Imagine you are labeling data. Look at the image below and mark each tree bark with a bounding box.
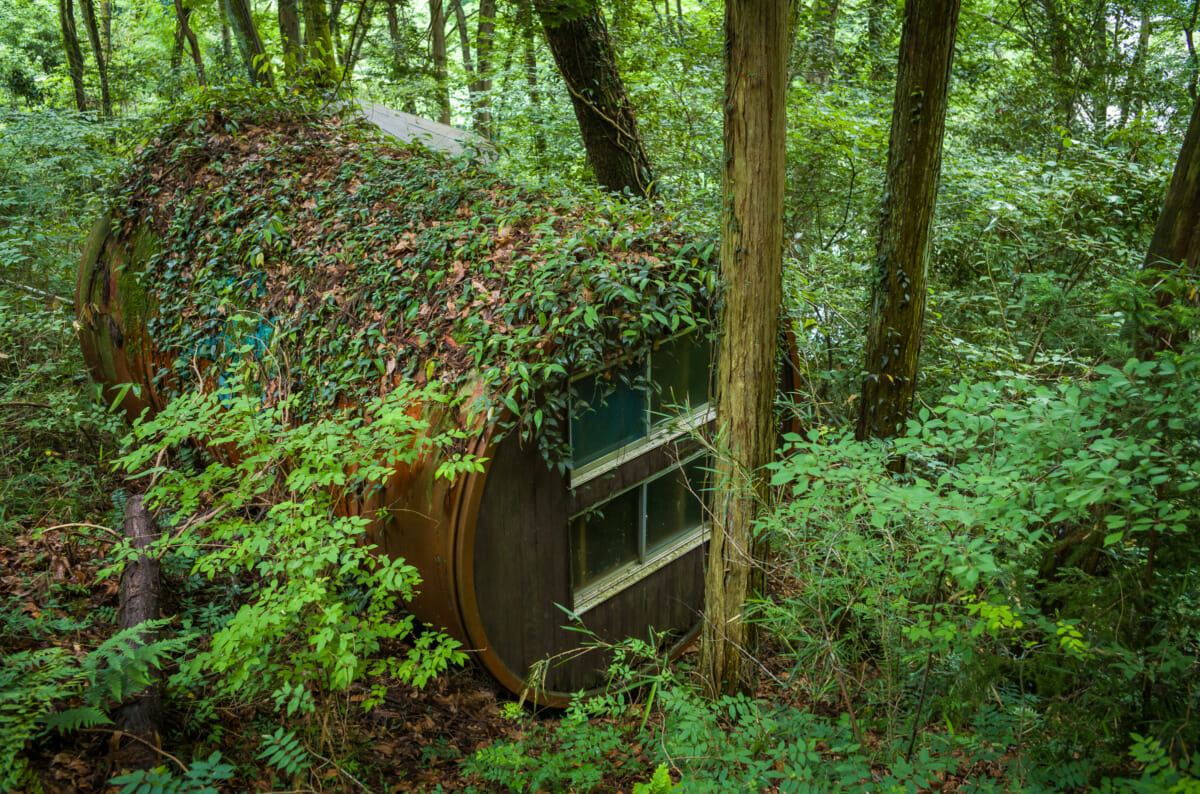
[856,0,960,444]
[699,0,788,699]
[303,0,337,87]
[58,0,88,112]
[1136,93,1200,358]
[174,0,208,86]
[474,0,496,138]
[450,0,478,125]
[535,0,655,196]
[115,495,162,763]
[77,0,110,116]
[521,2,547,158]
[430,0,451,123]
[227,0,274,87]
[279,0,303,78]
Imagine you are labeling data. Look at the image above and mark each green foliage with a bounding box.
[0,620,183,788]
[108,751,235,794]
[257,727,311,777]
[763,343,1200,779]
[113,374,471,710]
[633,764,678,794]
[99,89,715,466]
[461,698,626,792]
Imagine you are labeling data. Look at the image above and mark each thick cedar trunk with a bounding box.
[279,0,303,78]
[303,0,337,87]
[430,0,451,123]
[59,0,88,112]
[116,496,162,762]
[474,0,496,138]
[536,0,654,196]
[856,0,960,444]
[77,0,110,116]
[699,0,788,699]
[174,0,208,86]
[227,0,274,87]
[1136,93,1200,358]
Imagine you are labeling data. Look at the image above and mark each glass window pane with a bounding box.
[571,487,641,588]
[645,457,707,552]
[650,335,711,421]
[571,363,647,467]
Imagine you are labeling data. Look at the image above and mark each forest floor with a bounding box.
[5,516,1012,793]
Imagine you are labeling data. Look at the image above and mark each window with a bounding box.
[568,335,711,613]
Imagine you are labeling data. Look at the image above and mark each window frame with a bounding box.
[566,334,712,614]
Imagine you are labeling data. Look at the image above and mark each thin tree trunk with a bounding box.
[174,0,208,86]
[522,3,546,158]
[474,0,496,138]
[77,0,110,116]
[536,0,655,196]
[1136,93,1200,357]
[340,0,374,77]
[451,0,478,125]
[699,0,788,699]
[58,0,88,112]
[856,0,961,445]
[280,0,303,78]
[430,0,451,123]
[1118,10,1152,128]
[227,0,273,87]
[385,0,417,112]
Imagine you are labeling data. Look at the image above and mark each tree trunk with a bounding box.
[58,0,88,112]
[174,0,208,86]
[100,0,111,65]
[536,0,655,196]
[385,0,418,112]
[699,0,788,699]
[521,3,547,158]
[1135,93,1200,358]
[474,0,496,138]
[115,495,163,765]
[856,0,960,444]
[450,0,478,125]
[227,0,273,87]
[77,0,110,116]
[339,0,374,77]
[279,0,303,78]
[303,0,337,87]
[430,0,451,123]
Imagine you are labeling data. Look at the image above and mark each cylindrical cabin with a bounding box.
[77,104,716,705]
